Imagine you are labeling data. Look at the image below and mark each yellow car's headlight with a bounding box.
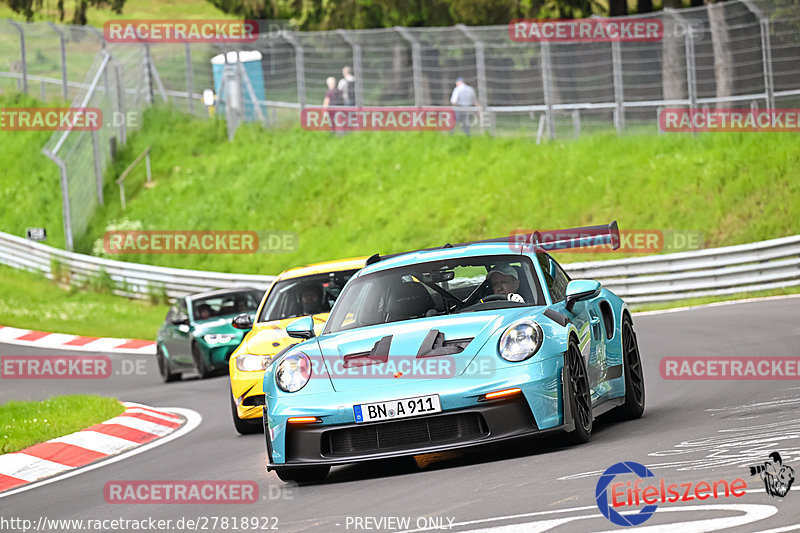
[235,353,271,372]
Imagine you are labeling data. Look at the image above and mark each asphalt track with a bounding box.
[2,296,800,533]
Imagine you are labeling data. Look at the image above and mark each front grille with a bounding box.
[322,413,487,457]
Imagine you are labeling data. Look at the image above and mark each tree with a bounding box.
[1,0,125,23]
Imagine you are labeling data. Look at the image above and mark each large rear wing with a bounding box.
[510,221,621,253]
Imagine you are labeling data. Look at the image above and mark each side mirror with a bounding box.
[171,314,190,326]
[565,280,601,312]
[232,313,253,330]
[286,316,315,339]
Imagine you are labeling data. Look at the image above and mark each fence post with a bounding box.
[281,31,306,110]
[42,149,73,251]
[48,23,69,101]
[741,0,775,110]
[337,29,363,106]
[669,11,697,113]
[611,40,625,134]
[456,24,491,135]
[540,42,555,140]
[91,129,104,206]
[8,20,27,94]
[143,41,154,105]
[111,56,127,145]
[184,41,195,114]
[395,27,423,107]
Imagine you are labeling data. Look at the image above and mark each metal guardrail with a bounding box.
[1,230,799,304]
[0,231,275,300]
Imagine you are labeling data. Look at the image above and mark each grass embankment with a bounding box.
[74,106,800,274]
[0,396,125,455]
[0,264,168,340]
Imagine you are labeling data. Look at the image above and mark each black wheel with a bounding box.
[274,466,330,484]
[230,387,262,435]
[157,346,181,383]
[565,338,592,444]
[192,342,213,379]
[609,315,645,421]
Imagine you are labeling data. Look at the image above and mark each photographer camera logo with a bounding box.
[749,452,795,498]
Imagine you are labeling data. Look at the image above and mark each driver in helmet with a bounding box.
[486,265,525,303]
[300,284,326,315]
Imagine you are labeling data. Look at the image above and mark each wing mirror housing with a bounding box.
[286,316,315,339]
[565,280,601,312]
[232,313,253,330]
[171,314,190,326]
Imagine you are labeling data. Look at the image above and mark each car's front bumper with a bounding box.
[265,354,571,468]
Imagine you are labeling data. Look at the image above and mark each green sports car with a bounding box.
[156,288,263,382]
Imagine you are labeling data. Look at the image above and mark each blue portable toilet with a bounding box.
[211,51,266,122]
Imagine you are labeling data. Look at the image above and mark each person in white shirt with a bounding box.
[450,76,479,135]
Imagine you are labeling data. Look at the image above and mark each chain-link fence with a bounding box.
[1,0,799,250]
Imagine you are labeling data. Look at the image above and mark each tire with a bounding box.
[274,466,330,484]
[192,342,213,379]
[230,387,262,435]
[565,338,592,445]
[609,315,645,421]
[157,346,181,383]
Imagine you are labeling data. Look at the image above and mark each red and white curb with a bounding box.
[0,325,155,354]
[0,402,190,495]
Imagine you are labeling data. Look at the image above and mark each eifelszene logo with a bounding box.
[595,461,748,527]
[749,452,795,498]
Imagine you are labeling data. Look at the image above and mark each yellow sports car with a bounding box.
[228,257,366,434]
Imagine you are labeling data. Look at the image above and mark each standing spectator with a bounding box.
[338,66,357,106]
[323,76,344,132]
[450,76,479,135]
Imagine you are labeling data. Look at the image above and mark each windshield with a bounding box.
[191,290,261,321]
[324,255,544,333]
[259,269,360,323]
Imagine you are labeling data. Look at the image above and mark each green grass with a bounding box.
[0,395,125,455]
[0,264,168,339]
[69,105,800,275]
[0,94,68,250]
[0,0,234,26]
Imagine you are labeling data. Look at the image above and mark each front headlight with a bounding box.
[499,320,543,362]
[235,353,271,372]
[275,352,312,393]
[204,334,236,344]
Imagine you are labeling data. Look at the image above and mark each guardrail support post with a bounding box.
[281,31,306,110]
[612,40,625,134]
[43,149,73,251]
[540,42,555,140]
[395,27,423,107]
[337,29,363,106]
[742,0,775,110]
[48,22,69,101]
[457,24,491,136]
[8,20,28,94]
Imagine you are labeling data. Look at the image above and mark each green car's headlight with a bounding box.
[276,352,312,393]
[204,334,236,344]
[499,320,543,362]
[235,353,271,372]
